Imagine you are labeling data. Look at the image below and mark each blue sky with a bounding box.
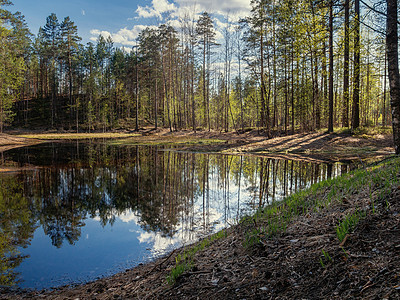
[10,0,252,48]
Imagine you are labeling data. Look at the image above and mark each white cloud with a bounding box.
[90,29,112,40]
[89,0,251,47]
[134,0,250,22]
[90,25,157,47]
[136,0,177,20]
[175,0,251,20]
[136,6,161,19]
[153,0,176,13]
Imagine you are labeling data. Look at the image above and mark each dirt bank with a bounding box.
[171,130,394,162]
[103,128,393,162]
[0,133,42,152]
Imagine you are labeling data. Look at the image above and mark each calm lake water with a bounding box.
[0,142,354,289]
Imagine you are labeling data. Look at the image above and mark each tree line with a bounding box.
[0,0,396,138]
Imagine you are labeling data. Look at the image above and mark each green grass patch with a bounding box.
[352,126,393,136]
[321,126,392,136]
[336,210,366,242]
[319,249,333,268]
[109,137,225,147]
[18,132,140,140]
[166,229,227,285]
[243,155,400,248]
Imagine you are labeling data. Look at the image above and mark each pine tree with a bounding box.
[42,13,60,128]
[60,16,81,128]
[386,0,400,154]
[196,12,216,131]
[0,0,29,132]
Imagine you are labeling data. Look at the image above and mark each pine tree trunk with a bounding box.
[383,51,387,126]
[343,0,350,128]
[352,0,360,130]
[386,0,400,154]
[328,0,334,133]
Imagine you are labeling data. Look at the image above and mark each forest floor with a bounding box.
[0,128,399,299]
[0,133,42,152]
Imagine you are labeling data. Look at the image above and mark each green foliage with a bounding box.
[336,210,366,242]
[319,249,332,269]
[352,126,393,137]
[0,18,27,131]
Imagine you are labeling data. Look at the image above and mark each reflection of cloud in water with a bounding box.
[136,205,228,256]
[137,231,181,256]
[118,211,140,223]
[89,180,246,257]
[113,206,230,257]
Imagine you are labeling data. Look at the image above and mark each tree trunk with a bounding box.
[383,51,387,126]
[328,0,334,133]
[291,41,295,134]
[386,0,400,154]
[352,0,360,130]
[135,51,139,132]
[343,0,350,127]
[260,29,266,133]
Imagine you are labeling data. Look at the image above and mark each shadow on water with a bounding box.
[0,142,357,289]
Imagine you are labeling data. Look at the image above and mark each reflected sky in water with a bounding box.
[0,142,354,289]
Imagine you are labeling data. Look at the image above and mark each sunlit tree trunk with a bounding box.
[328,0,334,133]
[343,0,350,128]
[352,0,360,130]
[386,0,400,154]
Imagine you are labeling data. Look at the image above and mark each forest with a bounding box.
[0,0,396,136]
[2,0,400,297]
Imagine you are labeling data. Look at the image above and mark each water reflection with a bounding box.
[0,142,353,288]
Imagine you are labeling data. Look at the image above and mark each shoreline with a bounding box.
[1,128,394,162]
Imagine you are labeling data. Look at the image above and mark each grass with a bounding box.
[319,249,332,268]
[325,126,393,136]
[243,155,400,248]
[17,132,140,140]
[109,136,225,147]
[16,132,226,149]
[166,229,227,285]
[336,210,366,242]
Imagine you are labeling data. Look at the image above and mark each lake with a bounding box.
[0,142,353,289]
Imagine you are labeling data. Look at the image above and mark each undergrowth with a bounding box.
[243,155,400,248]
[336,210,366,242]
[110,137,225,146]
[166,229,227,285]
[18,132,140,140]
[319,249,332,268]
[324,126,392,136]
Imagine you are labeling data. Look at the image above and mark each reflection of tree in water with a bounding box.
[28,168,87,248]
[0,175,37,286]
[2,142,353,261]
